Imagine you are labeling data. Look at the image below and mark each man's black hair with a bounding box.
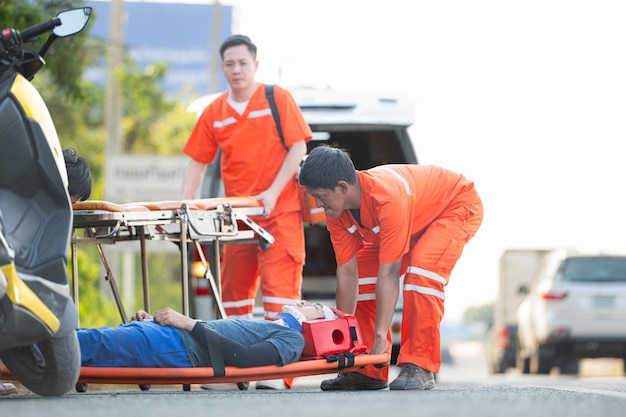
[219,34,257,60]
[298,145,357,190]
[63,148,92,202]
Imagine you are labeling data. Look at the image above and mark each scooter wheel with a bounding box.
[0,332,80,397]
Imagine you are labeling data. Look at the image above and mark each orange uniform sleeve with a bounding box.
[183,93,227,164]
[326,215,364,265]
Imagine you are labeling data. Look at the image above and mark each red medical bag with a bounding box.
[300,309,367,359]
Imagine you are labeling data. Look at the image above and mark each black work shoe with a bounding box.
[320,372,388,391]
[389,363,436,390]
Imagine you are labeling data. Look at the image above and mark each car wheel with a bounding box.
[530,346,552,374]
[559,359,579,375]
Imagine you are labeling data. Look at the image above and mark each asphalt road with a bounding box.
[2,342,625,417]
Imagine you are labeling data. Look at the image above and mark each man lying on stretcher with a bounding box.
[77,301,338,368]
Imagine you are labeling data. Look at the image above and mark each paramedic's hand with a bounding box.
[153,308,196,331]
[370,338,388,356]
[131,310,153,321]
[252,189,279,217]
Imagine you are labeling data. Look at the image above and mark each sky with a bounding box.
[147,0,626,321]
[219,0,626,321]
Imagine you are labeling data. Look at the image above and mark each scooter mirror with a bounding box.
[53,7,92,38]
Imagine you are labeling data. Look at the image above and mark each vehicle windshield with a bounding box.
[560,257,626,282]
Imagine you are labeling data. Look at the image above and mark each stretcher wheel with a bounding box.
[139,384,151,391]
[75,383,88,393]
[183,384,191,391]
[259,237,271,251]
[237,382,249,390]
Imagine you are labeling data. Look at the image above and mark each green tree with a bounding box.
[4,0,199,325]
[463,303,494,329]
[117,59,195,153]
[0,0,90,100]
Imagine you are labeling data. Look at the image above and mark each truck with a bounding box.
[485,248,552,373]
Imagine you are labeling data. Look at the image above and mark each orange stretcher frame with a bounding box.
[74,354,389,385]
[0,354,388,389]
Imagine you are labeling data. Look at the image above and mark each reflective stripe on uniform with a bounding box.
[404,266,446,300]
[359,276,377,285]
[405,266,447,285]
[403,283,445,300]
[357,293,376,302]
[357,275,377,301]
[249,108,272,119]
[262,296,299,306]
[222,298,255,309]
[213,117,237,128]
[377,166,412,195]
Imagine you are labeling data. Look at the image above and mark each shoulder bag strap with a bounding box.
[265,84,289,151]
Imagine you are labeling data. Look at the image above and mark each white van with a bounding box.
[187,86,417,362]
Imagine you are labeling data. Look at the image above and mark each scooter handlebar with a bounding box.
[18,17,61,43]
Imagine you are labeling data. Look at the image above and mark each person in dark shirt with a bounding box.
[77,301,337,368]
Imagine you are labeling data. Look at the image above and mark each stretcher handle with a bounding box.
[181,203,241,238]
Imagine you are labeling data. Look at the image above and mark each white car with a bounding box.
[516,249,626,374]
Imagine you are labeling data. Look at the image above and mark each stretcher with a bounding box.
[70,196,272,322]
[74,353,389,386]
[1,304,389,392]
[58,196,387,392]
[1,353,389,391]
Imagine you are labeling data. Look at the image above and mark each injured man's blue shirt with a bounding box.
[77,317,305,368]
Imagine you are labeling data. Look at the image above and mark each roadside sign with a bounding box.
[105,155,188,203]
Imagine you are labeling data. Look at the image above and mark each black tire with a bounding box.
[237,382,250,390]
[0,332,80,396]
[559,360,579,375]
[530,347,552,375]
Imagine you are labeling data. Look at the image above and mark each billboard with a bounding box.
[85,0,232,96]
[104,155,189,203]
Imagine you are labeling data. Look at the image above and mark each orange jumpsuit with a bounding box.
[326,165,483,380]
[184,84,312,319]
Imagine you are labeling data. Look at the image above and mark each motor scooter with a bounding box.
[0,7,92,396]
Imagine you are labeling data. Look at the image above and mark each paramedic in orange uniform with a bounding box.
[182,35,311,390]
[298,145,483,391]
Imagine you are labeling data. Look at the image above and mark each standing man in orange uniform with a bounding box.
[182,35,311,390]
[298,145,483,391]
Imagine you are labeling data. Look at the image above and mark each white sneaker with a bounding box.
[200,383,240,390]
[255,379,287,390]
[0,382,17,395]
